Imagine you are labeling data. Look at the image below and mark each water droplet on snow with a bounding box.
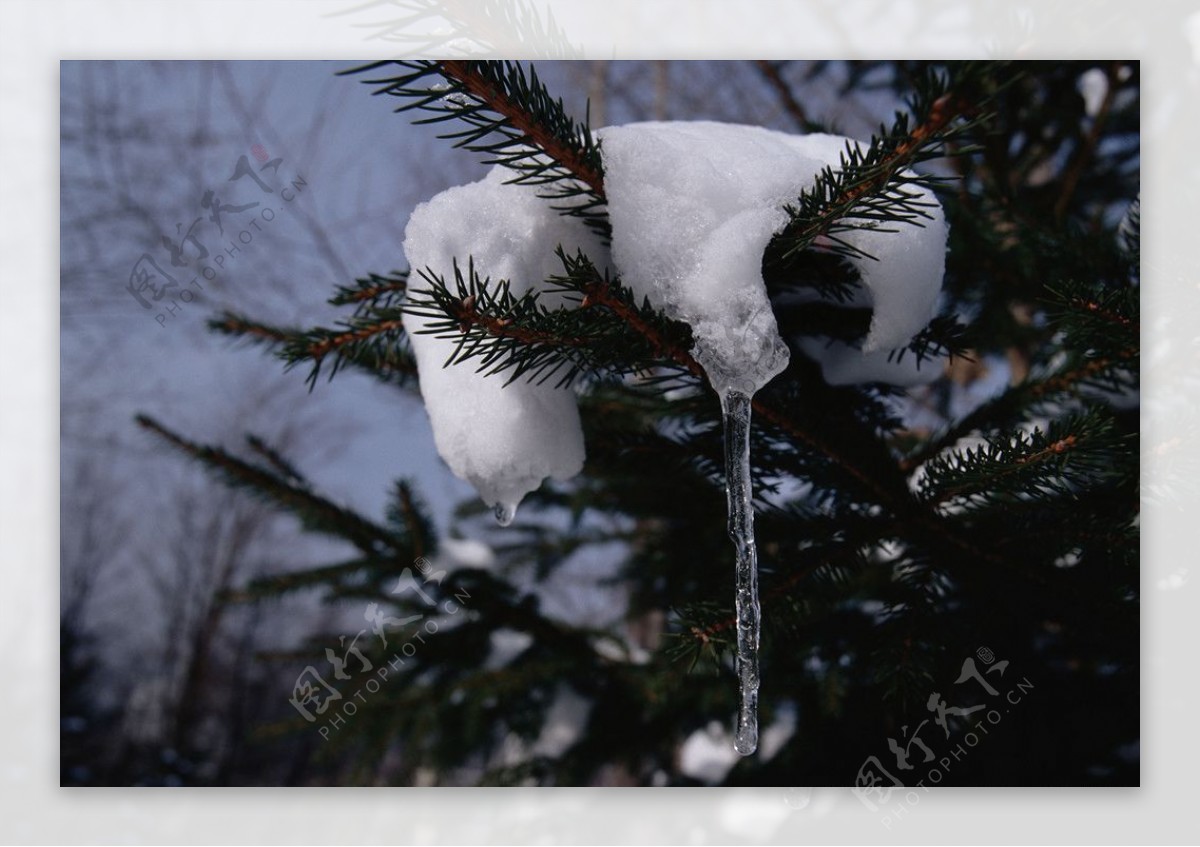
[494,501,516,526]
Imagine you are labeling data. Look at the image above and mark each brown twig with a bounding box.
[775,91,970,254]
[338,277,408,305]
[899,344,1137,475]
[1029,349,1137,398]
[450,294,589,348]
[580,279,702,376]
[439,60,606,200]
[215,314,290,343]
[1070,298,1137,330]
[306,319,406,361]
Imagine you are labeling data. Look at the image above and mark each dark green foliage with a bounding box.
[144,60,1138,786]
[915,409,1127,508]
[764,62,1002,266]
[403,249,694,388]
[210,303,418,391]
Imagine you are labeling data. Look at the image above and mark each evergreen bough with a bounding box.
[139,60,1139,786]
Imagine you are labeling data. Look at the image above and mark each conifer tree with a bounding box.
[139,60,1139,786]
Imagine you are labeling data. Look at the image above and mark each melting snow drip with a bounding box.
[494,501,516,527]
[721,388,760,755]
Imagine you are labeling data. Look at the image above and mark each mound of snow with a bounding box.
[402,166,606,518]
[402,122,949,511]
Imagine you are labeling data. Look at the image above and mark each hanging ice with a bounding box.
[601,121,948,754]
[722,389,760,754]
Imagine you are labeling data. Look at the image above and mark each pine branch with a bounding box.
[899,344,1137,477]
[764,63,1003,268]
[889,315,974,367]
[916,410,1126,509]
[245,434,307,486]
[288,312,407,381]
[1029,351,1138,399]
[1043,278,1139,350]
[135,414,399,555]
[439,60,603,196]
[405,251,1001,583]
[220,557,378,603]
[210,310,418,390]
[342,60,608,236]
[349,57,985,396]
[340,57,1052,604]
[386,480,435,562]
[900,290,1137,476]
[329,270,409,314]
[403,250,694,387]
[209,312,291,346]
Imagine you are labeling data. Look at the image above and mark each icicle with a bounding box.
[494,501,517,527]
[720,388,760,756]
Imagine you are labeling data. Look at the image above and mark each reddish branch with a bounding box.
[901,342,1136,475]
[220,313,417,378]
[306,319,406,361]
[1074,298,1137,330]
[776,91,970,249]
[439,60,606,200]
[931,430,1088,507]
[1030,349,1136,398]
[339,277,407,305]
[215,315,289,343]
[1016,435,1078,465]
[580,279,703,377]
[894,92,968,164]
[451,294,589,348]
